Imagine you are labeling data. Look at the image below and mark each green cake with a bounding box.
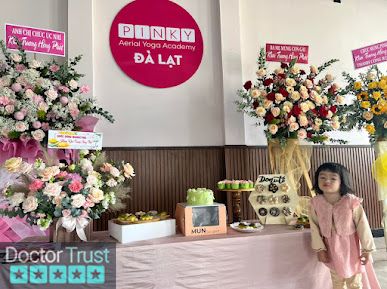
[186,188,214,206]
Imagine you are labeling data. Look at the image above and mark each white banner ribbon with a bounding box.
[56,216,90,241]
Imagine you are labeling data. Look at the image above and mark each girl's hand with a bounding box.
[360,252,370,265]
[317,250,329,263]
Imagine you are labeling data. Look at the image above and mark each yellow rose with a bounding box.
[381,76,387,82]
[368,82,378,89]
[360,101,371,109]
[4,157,23,172]
[365,124,375,134]
[378,80,387,90]
[372,91,381,100]
[353,82,362,90]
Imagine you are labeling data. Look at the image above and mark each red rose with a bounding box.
[300,70,306,75]
[277,73,286,79]
[253,101,259,109]
[330,106,337,113]
[318,106,329,118]
[266,92,275,101]
[243,81,252,90]
[307,132,312,138]
[278,87,289,97]
[281,62,288,69]
[311,109,318,115]
[290,105,302,117]
[328,86,336,94]
[265,112,274,123]
[263,79,274,86]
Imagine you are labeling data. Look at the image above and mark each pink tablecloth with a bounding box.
[106,225,332,289]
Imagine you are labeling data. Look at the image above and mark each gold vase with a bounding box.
[267,138,314,196]
[49,220,93,242]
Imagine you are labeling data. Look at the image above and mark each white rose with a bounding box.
[87,175,99,186]
[322,95,328,104]
[88,188,104,203]
[285,78,296,87]
[325,74,333,82]
[123,163,135,178]
[11,54,22,63]
[9,192,25,207]
[30,59,42,69]
[367,72,376,80]
[39,166,60,181]
[300,102,310,113]
[71,194,86,208]
[255,106,266,117]
[4,157,23,172]
[288,116,296,123]
[106,178,118,187]
[335,95,345,105]
[19,162,33,174]
[251,89,261,98]
[307,101,316,110]
[268,124,278,135]
[38,102,49,112]
[69,79,78,90]
[271,107,281,117]
[312,124,321,132]
[314,95,323,105]
[32,129,45,141]
[15,121,27,132]
[110,167,120,177]
[282,104,292,113]
[363,111,373,121]
[289,122,299,132]
[299,115,309,127]
[256,68,266,77]
[290,66,300,74]
[297,129,307,139]
[291,91,301,101]
[326,110,333,119]
[80,159,93,174]
[45,89,58,100]
[310,65,318,74]
[43,183,62,197]
[305,79,313,89]
[299,85,307,93]
[274,68,284,74]
[275,93,285,102]
[331,121,340,130]
[263,100,273,109]
[22,196,38,213]
[25,89,35,98]
[301,91,309,100]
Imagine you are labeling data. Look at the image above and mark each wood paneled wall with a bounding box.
[95,146,382,230]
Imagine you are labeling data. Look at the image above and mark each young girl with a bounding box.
[310,162,381,289]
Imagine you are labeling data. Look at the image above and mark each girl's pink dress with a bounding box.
[311,194,381,289]
[0,168,47,242]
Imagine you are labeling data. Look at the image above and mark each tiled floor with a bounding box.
[374,237,387,289]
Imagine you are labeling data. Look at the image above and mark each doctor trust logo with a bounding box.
[109,0,204,88]
[0,242,116,289]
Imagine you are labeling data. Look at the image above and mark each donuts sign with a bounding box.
[109,0,204,88]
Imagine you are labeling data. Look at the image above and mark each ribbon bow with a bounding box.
[56,216,90,241]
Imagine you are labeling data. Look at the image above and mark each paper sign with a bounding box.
[352,40,387,69]
[48,131,102,150]
[5,23,65,56]
[266,43,309,64]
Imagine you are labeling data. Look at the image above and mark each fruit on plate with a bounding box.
[117,213,138,222]
[237,222,260,229]
[140,214,154,221]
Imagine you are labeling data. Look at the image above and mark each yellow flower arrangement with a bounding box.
[343,65,387,143]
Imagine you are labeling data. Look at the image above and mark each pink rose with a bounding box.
[32,121,42,129]
[29,179,44,192]
[79,85,90,94]
[60,96,68,105]
[49,64,60,72]
[14,111,25,120]
[5,105,14,114]
[11,83,22,92]
[68,180,84,193]
[59,86,70,93]
[65,173,82,182]
[83,199,95,208]
[41,122,50,131]
[0,96,10,106]
[70,108,80,119]
[62,209,71,218]
[80,210,89,218]
[32,95,44,104]
[15,64,26,73]
[56,171,68,179]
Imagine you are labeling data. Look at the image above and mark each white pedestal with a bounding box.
[108,219,176,243]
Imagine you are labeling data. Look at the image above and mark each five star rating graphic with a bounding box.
[10,265,105,284]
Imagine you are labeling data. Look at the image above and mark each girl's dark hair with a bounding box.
[314,162,354,196]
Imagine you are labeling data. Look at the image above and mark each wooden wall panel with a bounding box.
[94,146,382,230]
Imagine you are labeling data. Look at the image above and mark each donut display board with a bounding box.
[248,174,299,225]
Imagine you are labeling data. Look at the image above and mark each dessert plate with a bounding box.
[230,221,264,233]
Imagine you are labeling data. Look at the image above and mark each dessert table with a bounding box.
[104,225,331,289]
[12,225,332,289]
